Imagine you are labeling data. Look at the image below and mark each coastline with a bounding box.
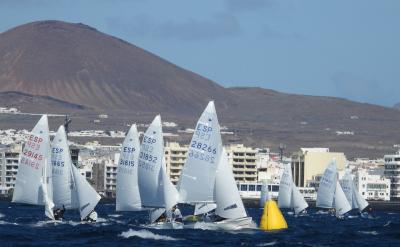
[2,196,399,211]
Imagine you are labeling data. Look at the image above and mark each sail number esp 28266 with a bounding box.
[189,122,217,164]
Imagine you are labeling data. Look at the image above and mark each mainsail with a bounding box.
[215,148,247,219]
[51,125,79,210]
[340,170,357,209]
[278,163,308,214]
[12,115,55,220]
[178,101,222,203]
[278,163,293,208]
[138,115,165,208]
[316,160,337,208]
[116,124,142,211]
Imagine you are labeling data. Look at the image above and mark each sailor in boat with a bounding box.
[53,205,66,221]
[83,210,98,223]
[201,210,226,223]
[155,212,167,223]
[359,206,373,218]
[171,205,183,223]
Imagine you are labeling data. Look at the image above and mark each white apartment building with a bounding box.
[226,144,258,183]
[163,143,260,184]
[0,145,21,190]
[104,153,118,196]
[164,142,187,185]
[384,150,400,199]
[355,168,390,201]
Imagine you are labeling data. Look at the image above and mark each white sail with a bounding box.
[259,182,269,208]
[161,160,180,211]
[278,163,292,208]
[316,160,337,208]
[138,115,165,208]
[340,171,357,209]
[116,124,142,211]
[194,203,217,215]
[291,183,308,214]
[150,208,166,223]
[178,101,222,203]
[352,185,369,212]
[51,125,79,209]
[334,181,352,217]
[215,148,247,219]
[42,156,55,220]
[70,162,101,220]
[12,115,53,213]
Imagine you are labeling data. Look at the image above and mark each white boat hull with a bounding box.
[214,217,254,230]
[148,221,184,229]
[186,217,254,230]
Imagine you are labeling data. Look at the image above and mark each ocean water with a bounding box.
[0,201,399,246]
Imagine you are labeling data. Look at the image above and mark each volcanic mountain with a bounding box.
[0,20,231,114]
[0,20,399,158]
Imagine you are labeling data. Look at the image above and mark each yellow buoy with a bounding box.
[260,200,288,231]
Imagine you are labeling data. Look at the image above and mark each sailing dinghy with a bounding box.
[316,160,351,218]
[12,115,55,220]
[116,124,142,211]
[137,115,181,228]
[340,170,369,214]
[278,163,308,215]
[51,125,101,222]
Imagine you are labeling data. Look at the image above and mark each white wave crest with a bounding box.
[119,229,181,241]
[257,241,278,246]
[359,231,379,235]
[0,220,18,225]
[0,213,4,218]
[109,214,122,218]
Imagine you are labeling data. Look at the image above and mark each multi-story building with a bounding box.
[355,168,390,201]
[104,153,118,197]
[164,142,188,185]
[226,144,258,183]
[384,150,400,200]
[291,148,346,187]
[0,145,21,191]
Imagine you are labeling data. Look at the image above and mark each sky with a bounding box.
[0,0,399,107]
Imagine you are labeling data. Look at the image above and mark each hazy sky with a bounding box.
[0,0,399,107]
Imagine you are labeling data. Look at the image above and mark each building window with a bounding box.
[249,185,256,191]
[240,184,248,191]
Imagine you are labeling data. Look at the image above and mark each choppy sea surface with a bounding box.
[0,201,399,246]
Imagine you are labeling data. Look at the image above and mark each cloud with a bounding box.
[259,24,301,39]
[107,13,242,41]
[224,0,277,12]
